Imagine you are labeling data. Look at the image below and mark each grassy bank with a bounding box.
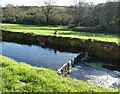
[0,55,118,92]
[1,23,119,44]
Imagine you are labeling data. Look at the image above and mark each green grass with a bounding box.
[1,23,119,44]
[0,55,119,92]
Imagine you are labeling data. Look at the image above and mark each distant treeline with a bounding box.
[1,1,120,34]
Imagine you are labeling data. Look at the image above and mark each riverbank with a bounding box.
[2,30,120,60]
[1,56,118,92]
[1,23,119,44]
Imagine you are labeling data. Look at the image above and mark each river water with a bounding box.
[1,42,77,70]
[70,57,120,88]
[1,41,120,88]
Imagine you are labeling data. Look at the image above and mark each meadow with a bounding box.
[1,56,118,92]
[1,23,120,92]
[1,23,119,44]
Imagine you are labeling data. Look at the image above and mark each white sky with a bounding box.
[1,0,108,7]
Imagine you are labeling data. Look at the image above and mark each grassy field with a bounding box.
[1,23,119,44]
[1,55,119,92]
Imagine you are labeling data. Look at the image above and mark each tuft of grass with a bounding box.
[1,23,119,44]
[0,55,119,92]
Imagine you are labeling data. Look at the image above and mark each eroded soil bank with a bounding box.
[2,30,120,60]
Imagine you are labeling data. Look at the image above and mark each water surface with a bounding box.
[70,57,120,88]
[1,42,77,70]
[1,41,119,88]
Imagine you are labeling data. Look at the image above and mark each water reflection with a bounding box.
[3,39,83,53]
[1,40,119,88]
[1,41,78,70]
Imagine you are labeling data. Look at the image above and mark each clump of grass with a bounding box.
[1,23,119,44]
[1,55,118,92]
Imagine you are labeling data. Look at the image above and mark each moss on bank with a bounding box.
[0,56,118,92]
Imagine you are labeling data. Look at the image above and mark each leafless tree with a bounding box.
[70,0,94,26]
[70,0,86,26]
[41,0,56,25]
[0,5,2,23]
[71,0,81,26]
[4,4,16,22]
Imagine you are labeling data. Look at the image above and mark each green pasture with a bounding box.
[1,56,118,92]
[1,23,119,44]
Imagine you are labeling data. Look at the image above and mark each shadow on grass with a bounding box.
[3,25,70,31]
[60,31,119,38]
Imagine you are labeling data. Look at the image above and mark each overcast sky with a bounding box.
[1,0,107,7]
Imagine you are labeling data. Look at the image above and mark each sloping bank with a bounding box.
[2,30,120,60]
[1,56,118,92]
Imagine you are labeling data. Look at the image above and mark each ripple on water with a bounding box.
[87,75,119,88]
[71,62,120,88]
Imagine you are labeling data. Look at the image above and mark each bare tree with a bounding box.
[4,4,16,22]
[70,0,94,26]
[41,0,56,25]
[71,0,80,26]
[0,5,2,23]
[70,0,85,26]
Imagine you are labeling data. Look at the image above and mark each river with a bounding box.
[1,41,120,88]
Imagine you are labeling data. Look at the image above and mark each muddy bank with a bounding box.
[2,30,120,60]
